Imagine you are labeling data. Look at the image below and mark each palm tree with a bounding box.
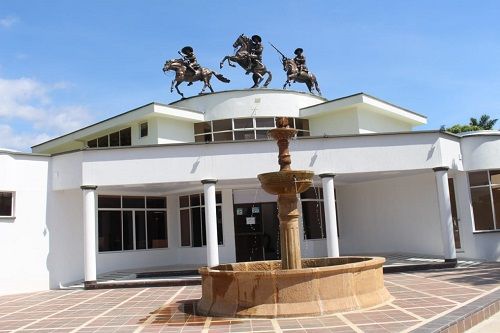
[443,114,498,133]
[469,114,498,130]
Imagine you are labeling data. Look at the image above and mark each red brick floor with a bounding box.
[0,264,498,332]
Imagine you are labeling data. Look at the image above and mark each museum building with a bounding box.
[1,89,499,295]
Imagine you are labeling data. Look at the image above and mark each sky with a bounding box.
[1,0,499,151]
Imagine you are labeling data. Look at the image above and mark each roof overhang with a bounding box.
[300,93,427,126]
[31,102,203,152]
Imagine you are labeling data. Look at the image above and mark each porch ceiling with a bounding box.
[96,169,432,195]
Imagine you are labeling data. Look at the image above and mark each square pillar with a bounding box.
[433,167,457,262]
[319,173,340,257]
[202,179,219,267]
[81,185,98,288]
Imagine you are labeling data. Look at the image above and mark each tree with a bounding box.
[469,114,498,130]
[443,114,498,134]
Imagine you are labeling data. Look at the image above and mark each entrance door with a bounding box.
[234,203,280,262]
[448,178,461,249]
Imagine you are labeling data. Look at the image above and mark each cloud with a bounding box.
[0,124,51,152]
[0,76,93,151]
[0,16,18,28]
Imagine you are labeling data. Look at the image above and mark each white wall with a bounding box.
[0,154,50,295]
[46,189,84,288]
[64,132,457,190]
[308,108,359,136]
[461,135,500,171]
[172,89,325,120]
[357,108,413,133]
[157,117,195,144]
[337,172,444,256]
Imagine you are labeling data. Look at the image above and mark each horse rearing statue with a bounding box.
[282,58,321,96]
[220,34,272,89]
[162,59,230,99]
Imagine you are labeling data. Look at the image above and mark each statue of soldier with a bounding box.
[180,46,200,86]
[246,35,264,75]
[293,48,308,76]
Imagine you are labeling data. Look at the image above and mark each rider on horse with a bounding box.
[245,35,264,75]
[180,46,200,85]
[293,48,308,76]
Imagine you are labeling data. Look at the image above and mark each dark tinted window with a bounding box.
[140,122,148,137]
[87,139,97,148]
[109,131,120,146]
[98,211,122,251]
[122,196,145,208]
[234,118,253,129]
[0,192,13,216]
[98,196,121,208]
[120,127,131,146]
[213,119,232,132]
[194,122,212,134]
[97,135,108,148]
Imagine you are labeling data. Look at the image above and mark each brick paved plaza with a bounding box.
[0,264,498,333]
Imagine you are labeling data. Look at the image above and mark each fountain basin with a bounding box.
[258,170,314,195]
[197,257,392,318]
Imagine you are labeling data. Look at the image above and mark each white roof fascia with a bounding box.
[300,93,427,126]
[361,95,427,125]
[152,103,204,122]
[32,102,204,152]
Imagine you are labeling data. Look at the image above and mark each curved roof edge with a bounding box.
[168,88,327,106]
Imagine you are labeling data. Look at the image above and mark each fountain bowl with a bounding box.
[258,170,314,195]
[197,256,392,318]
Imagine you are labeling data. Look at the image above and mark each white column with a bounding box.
[320,173,340,257]
[81,185,98,288]
[202,179,219,267]
[433,167,457,262]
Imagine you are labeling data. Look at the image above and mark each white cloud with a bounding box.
[0,16,18,28]
[0,124,51,152]
[0,76,93,151]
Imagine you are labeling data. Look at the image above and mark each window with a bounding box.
[98,195,167,252]
[140,122,148,138]
[86,127,132,148]
[300,187,339,240]
[300,187,326,239]
[179,192,223,247]
[0,192,14,217]
[193,117,310,143]
[469,170,500,231]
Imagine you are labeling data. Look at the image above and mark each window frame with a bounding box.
[86,127,132,149]
[469,170,500,232]
[97,195,168,252]
[300,187,326,240]
[179,192,223,247]
[139,122,149,138]
[193,117,310,143]
[0,191,15,219]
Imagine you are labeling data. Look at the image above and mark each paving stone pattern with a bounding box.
[0,264,498,333]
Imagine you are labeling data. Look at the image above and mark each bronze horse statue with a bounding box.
[282,58,321,96]
[162,59,230,98]
[219,34,272,89]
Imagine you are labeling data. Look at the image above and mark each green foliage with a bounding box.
[444,114,498,133]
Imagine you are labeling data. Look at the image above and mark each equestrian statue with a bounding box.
[162,46,230,99]
[270,44,321,96]
[220,34,272,89]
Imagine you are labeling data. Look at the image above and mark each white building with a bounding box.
[1,89,499,295]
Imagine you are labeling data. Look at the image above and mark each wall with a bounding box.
[69,132,455,190]
[172,89,325,120]
[461,134,500,171]
[0,154,50,295]
[308,108,359,136]
[357,108,413,133]
[337,172,444,256]
[157,117,195,144]
[46,189,84,288]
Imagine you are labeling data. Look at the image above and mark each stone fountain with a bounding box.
[197,117,392,318]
